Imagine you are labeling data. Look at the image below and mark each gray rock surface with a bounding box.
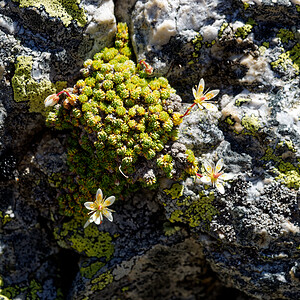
[1,0,300,299]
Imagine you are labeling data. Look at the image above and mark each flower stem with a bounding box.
[56,90,71,98]
[181,103,196,118]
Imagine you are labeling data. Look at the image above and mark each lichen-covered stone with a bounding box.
[1,0,300,299]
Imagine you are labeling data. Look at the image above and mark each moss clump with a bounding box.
[13,0,87,27]
[12,56,66,115]
[46,23,196,217]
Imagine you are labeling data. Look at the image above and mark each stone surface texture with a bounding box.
[0,0,300,300]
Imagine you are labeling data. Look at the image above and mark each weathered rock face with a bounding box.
[1,1,300,300]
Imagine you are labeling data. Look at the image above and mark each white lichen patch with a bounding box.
[241,0,262,5]
[0,15,17,34]
[281,220,300,234]
[291,0,300,5]
[149,19,177,47]
[247,180,265,198]
[240,55,275,84]
[201,20,224,42]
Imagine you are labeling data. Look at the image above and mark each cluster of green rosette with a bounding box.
[46,23,197,216]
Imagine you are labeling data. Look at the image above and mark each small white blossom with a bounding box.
[192,78,219,112]
[200,158,233,194]
[84,188,115,228]
[44,94,59,107]
[182,78,220,117]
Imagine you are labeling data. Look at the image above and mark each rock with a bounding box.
[1,0,300,299]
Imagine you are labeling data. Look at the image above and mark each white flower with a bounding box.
[200,158,233,194]
[84,188,115,228]
[192,78,219,111]
[44,94,60,107]
[182,78,220,117]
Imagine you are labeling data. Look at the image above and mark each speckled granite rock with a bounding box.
[1,0,300,300]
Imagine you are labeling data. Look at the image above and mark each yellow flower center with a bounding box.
[195,96,206,104]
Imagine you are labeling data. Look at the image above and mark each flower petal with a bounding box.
[202,102,218,112]
[204,89,219,100]
[96,188,103,203]
[104,196,115,207]
[218,173,234,181]
[103,209,113,222]
[215,158,224,173]
[203,160,214,175]
[44,94,59,107]
[93,210,102,224]
[197,103,204,110]
[84,202,95,210]
[196,78,205,97]
[84,218,92,228]
[215,182,225,194]
[200,175,212,184]
[192,87,197,99]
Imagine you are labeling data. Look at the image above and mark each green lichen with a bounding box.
[54,217,114,259]
[241,113,261,134]
[259,46,267,55]
[169,209,184,223]
[262,145,300,189]
[80,261,105,279]
[235,24,252,39]
[164,183,184,200]
[218,22,229,38]
[235,98,251,107]
[235,18,257,39]
[205,40,216,48]
[121,286,129,292]
[11,56,67,115]
[188,32,203,64]
[277,28,294,44]
[259,42,270,55]
[0,280,42,300]
[0,212,12,226]
[91,271,113,291]
[224,116,236,126]
[271,44,300,74]
[169,191,218,228]
[276,140,296,152]
[45,23,196,217]
[243,1,250,10]
[13,0,87,27]
[192,32,203,53]
[163,222,181,236]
